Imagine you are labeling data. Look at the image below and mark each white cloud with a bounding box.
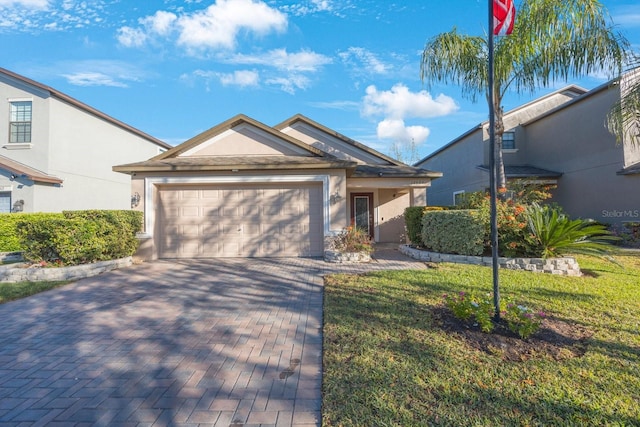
[377,119,430,144]
[225,48,332,72]
[339,47,390,75]
[218,70,260,87]
[62,72,128,87]
[141,10,177,36]
[0,0,48,8]
[282,0,335,16]
[265,75,311,94]
[363,84,458,119]
[178,0,286,50]
[361,84,458,145]
[116,26,148,48]
[0,0,110,32]
[56,60,146,87]
[118,0,287,52]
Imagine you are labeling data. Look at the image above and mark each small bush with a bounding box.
[504,304,546,339]
[443,292,545,339]
[421,210,485,256]
[329,226,373,253]
[443,291,495,333]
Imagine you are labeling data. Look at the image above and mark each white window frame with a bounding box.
[6,98,33,149]
[501,131,517,152]
[453,190,466,206]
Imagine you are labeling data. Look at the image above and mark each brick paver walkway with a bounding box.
[0,246,427,426]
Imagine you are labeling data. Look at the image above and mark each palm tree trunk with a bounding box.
[493,101,508,193]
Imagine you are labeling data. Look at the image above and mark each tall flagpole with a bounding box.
[488,0,501,321]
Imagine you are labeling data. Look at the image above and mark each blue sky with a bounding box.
[1,0,639,162]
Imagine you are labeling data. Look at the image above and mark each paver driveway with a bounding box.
[0,251,426,426]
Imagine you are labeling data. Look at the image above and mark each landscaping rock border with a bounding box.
[399,245,581,276]
[0,257,133,283]
[324,250,372,264]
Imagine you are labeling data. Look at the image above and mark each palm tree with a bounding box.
[607,56,640,146]
[421,0,630,191]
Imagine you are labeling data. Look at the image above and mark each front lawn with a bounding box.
[322,254,640,426]
[0,280,70,304]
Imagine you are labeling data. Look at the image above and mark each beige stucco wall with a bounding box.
[130,169,349,259]
[0,75,164,213]
[182,125,311,157]
[523,85,640,224]
[377,189,411,243]
[281,123,388,165]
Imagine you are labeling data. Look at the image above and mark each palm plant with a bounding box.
[526,203,619,258]
[607,56,640,146]
[421,0,630,190]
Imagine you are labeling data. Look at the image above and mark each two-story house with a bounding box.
[415,75,640,225]
[0,67,171,213]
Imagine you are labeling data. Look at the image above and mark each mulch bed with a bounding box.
[432,306,593,362]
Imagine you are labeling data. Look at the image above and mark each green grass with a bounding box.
[322,254,640,426]
[0,280,70,304]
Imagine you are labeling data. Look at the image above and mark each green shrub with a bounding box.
[526,203,619,258]
[63,210,143,233]
[421,210,485,256]
[15,210,142,265]
[63,210,142,259]
[0,213,63,252]
[0,213,24,252]
[404,206,448,245]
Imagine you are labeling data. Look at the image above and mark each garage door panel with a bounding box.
[158,183,323,258]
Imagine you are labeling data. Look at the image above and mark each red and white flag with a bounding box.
[493,0,515,36]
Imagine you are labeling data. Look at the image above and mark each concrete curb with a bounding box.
[0,257,133,283]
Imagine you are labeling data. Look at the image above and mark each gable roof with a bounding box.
[151,114,328,161]
[0,67,171,150]
[275,114,406,166]
[520,80,612,127]
[114,114,358,173]
[0,155,63,184]
[414,85,588,166]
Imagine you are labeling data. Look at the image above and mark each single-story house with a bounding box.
[114,114,442,259]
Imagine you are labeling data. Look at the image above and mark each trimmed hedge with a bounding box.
[8,210,143,265]
[404,206,448,245]
[0,213,62,252]
[421,209,485,256]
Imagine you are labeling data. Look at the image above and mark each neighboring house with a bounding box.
[0,67,171,214]
[415,77,640,225]
[114,114,442,259]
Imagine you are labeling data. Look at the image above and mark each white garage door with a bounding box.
[157,183,324,258]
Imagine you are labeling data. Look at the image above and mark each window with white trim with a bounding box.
[453,190,466,206]
[0,192,11,213]
[9,101,32,143]
[502,131,515,150]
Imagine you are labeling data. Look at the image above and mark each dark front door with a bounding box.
[350,192,374,239]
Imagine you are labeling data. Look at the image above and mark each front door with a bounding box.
[350,192,374,239]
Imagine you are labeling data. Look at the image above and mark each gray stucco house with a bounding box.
[0,67,171,213]
[415,74,640,225]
